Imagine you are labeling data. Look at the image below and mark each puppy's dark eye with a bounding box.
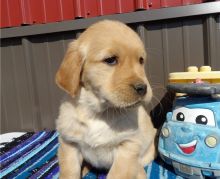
[103,56,118,65]
[139,57,144,65]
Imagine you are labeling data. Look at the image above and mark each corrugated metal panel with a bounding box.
[40,0,62,23]
[20,0,32,25]
[160,0,205,7]
[148,0,161,9]
[182,0,204,5]
[135,0,149,10]
[0,0,10,27]
[2,39,28,131]
[1,32,77,132]
[98,0,118,16]
[21,0,75,24]
[0,0,23,28]
[27,0,45,24]
[60,0,75,20]
[2,2,220,39]
[0,0,75,27]
[1,13,220,132]
[0,0,211,28]
[117,0,136,13]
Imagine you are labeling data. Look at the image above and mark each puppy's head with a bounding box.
[56,20,152,108]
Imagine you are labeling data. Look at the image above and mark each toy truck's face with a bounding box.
[159,96,220,177]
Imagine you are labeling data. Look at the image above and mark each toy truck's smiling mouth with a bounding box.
[178,140,197,154]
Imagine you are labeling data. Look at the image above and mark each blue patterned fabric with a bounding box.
[0,131,183,179]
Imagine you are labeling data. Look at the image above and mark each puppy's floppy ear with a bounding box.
[55,41,83,97]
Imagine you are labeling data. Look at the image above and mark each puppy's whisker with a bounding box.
[151,85,166,93]
[107,108,109,121]
[120,108,130,119]
[152,95,161,105]
[151,83,165,86]
[151,87,166,91]
[146,47,163,54]
[150,82,164,85]
[151,83,165,87]
[152,95,164,115]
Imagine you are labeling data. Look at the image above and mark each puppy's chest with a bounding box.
[83,119,137,147]
[78,119,138,168]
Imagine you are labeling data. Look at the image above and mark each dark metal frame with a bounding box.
[1,1,220,39]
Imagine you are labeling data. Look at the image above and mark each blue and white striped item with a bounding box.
[0,131,183,179]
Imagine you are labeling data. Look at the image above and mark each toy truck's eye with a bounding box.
[176,112,185,121]
[172,107,215,127]
[195,115,208,125]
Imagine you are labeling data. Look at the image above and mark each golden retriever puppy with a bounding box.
[55,20,157,179]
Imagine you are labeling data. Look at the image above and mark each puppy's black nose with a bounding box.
[133,83,147,96]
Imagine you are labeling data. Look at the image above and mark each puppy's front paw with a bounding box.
[136,167,147,179]
[107,171,146,179]
[58,138,82,179]
[107,171,134,179]
[59,171,80,179]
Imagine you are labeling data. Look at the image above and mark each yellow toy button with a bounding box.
[161,127,170,138]
[200,66,211,72]
[205,136,217,148]
[187,66,198,72]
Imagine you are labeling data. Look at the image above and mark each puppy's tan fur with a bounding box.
[56,20,157,179]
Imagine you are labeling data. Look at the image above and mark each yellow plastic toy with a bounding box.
[169,66,220,84]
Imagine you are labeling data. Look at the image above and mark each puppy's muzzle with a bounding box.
[132,83,147,96]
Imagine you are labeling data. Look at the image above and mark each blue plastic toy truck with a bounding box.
[158,84,220,178]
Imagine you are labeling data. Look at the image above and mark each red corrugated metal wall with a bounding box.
[0,0,209,28]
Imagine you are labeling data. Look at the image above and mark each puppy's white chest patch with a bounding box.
[85,120,116,146]
[79,119,137,168]
[80,143,114,169]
